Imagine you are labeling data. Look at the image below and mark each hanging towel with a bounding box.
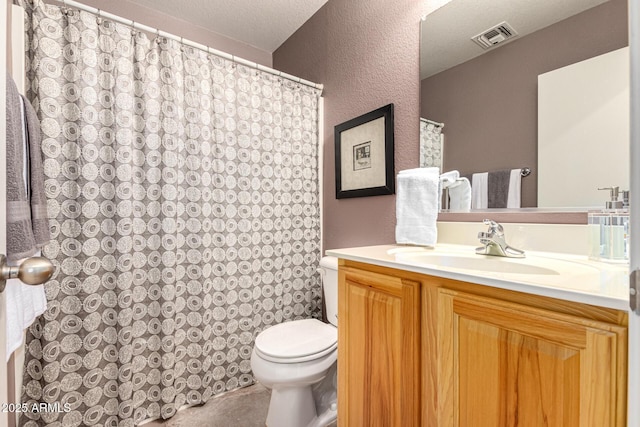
[22,94,50,245]
[5,273,48,361]
[507,168,522,208]
[471,172,488,209]
[5,75,50,261]
[448,178,471,212]
[4,76,49,360]
[487,169,511,208]
[439,170,460,211]
[396,167,439,246]
[440,170,460,186]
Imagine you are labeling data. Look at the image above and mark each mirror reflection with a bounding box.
[420,0,629,210]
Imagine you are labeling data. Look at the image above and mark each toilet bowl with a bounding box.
[251,256,339,427]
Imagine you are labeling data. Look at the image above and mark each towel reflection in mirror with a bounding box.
[471,169,522,209]
[439,168,524,212]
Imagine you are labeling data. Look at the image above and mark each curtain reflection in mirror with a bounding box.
[419,118,443,168]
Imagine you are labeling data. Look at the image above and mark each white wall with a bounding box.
[538,47,629,208]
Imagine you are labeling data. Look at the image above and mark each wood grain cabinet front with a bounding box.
[337,266,421,426]
[336,260,627,427]
[437,289,627,427]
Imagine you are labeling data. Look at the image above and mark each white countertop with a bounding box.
[326,244,630,311]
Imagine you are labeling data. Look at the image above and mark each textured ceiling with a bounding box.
[420,0,610,79]
[126,0,328,53]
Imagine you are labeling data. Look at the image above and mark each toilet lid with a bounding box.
[255,319,337,361]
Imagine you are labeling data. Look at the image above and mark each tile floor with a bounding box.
[142,384,270,427]
[141,383,338,427]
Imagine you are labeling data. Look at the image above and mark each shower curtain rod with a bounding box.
[53,0,324,92]
[420,117,444,128]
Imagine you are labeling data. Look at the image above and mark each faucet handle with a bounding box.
[482,219,503,235]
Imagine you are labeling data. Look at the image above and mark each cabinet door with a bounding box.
[438,289,627,427]
[338,267,420,426]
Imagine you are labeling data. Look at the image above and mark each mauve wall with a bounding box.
[46,0,272,66]
[273,0,426,250]
[421,0,628,207]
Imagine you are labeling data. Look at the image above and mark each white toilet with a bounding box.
[251,256,339,427]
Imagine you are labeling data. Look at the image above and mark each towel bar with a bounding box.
[521,167,531,177]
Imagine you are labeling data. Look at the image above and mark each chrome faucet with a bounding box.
[476,219,525,258]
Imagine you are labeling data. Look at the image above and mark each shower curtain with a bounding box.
[19,1,322,425]
[419,118,443,168]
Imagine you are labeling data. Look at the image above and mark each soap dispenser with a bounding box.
[597,186,623,209]
[622,190,630,208]
[588,186,629,262]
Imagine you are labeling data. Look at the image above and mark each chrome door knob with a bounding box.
[0,254,55,293]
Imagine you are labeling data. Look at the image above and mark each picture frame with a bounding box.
[334,104,395,199]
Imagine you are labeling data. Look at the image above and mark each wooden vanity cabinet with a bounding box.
[337,265,421,426]
[438,289,627,427]
[337,260,628,427]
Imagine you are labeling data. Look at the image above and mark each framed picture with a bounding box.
[335,104,395,199]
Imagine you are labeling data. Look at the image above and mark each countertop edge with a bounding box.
[326,248,629,312]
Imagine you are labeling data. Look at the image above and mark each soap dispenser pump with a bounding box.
[597,186,624,209]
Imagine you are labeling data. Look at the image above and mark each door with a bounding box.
[438,289,627,427]
[337,267,420,426]
[1,0,10,426]
[629,0,640,426]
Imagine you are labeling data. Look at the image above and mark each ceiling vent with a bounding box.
[471,21,518,50]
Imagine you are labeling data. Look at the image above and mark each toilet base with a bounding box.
[306,403,337,427]
[266,385,316,427]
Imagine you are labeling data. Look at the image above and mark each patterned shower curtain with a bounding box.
[419,118,443,168]
[19,1,322,425]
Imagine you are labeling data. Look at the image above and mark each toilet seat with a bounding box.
[255,319,337,364]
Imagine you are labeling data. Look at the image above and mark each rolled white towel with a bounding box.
[448,178,471,212]
[440,170,460,188]
[396,167,439,246]
[438,170,459,210]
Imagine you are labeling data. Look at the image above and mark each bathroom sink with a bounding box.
[395,252,560,275]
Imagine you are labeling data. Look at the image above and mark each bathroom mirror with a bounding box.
[420,0,629,211]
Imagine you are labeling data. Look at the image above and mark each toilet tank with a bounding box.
[319,256,339,327]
